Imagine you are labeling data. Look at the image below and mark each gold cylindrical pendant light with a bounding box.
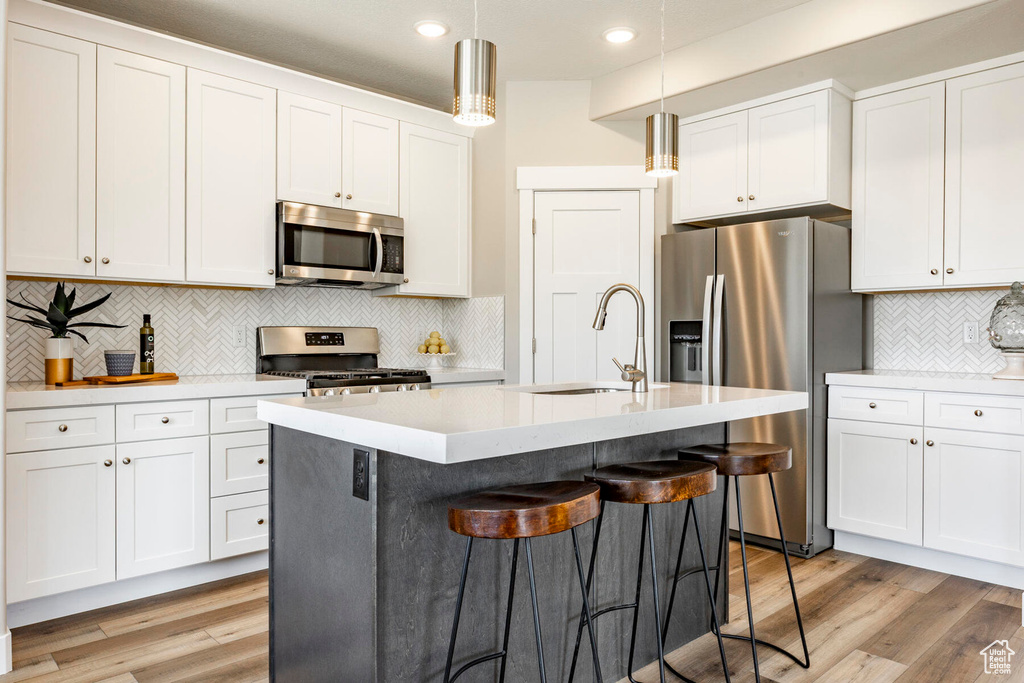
[453,0,497,127]
[646,0,678,176]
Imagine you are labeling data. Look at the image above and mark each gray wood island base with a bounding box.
[269,423,729,682]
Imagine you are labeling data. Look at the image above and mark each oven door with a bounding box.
[276,202,404,286]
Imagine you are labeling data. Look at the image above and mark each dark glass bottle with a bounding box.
[140,314,155,375]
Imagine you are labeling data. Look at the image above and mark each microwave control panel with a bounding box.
[381,235,403,274]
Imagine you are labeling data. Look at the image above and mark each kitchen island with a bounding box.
[258,381,808,682]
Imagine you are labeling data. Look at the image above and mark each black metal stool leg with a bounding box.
[661,496,691,642]
[710,475,730,624]
[498,539,521,683]
[568,502,606,683]
[525,538,548,683]
[646,504,669,683]
[769,473,810,668]
[734,484,762,683]
[571,527,604,683]
[626,505,650,683]
[444,537,473,683]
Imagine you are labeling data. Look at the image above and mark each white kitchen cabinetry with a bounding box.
[186,69,276,287]
[379,122,471,297]
[342,108,400,216]
[673,89,850,224]
[6,24,96,278]
[116,436,210,579]
[7,445,116,602]
[96,47,186,282]
[211,490,269,561]
[277,91,343,207]
[851,83,945,291]
[827,419,923,545]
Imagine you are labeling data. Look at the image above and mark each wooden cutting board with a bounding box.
[56,372,178,387]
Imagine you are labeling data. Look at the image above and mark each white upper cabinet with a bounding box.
[186,69,277,287]
[851,83,946,291]
[674,111,748,222]
[277,91,343,208]
[381,123,470,298]
[342,108,400,216]
[673,88,851,224]
[96,47,186,282]
[944,62,1024,287]
[6,25,96,277]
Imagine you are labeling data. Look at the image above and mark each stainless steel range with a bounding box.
[257,326,430,396]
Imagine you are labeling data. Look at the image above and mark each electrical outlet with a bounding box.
[232,326,246,348]
[353,449,370,501]
[963,321,980,345]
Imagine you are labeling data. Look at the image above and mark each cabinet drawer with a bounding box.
[828,385,923,424]
[925,393,1024,435]
[116,400,209,442]
[210,394,300,434]
[7,406,115,453]
[211,491,268,560]
[211,431,269,497]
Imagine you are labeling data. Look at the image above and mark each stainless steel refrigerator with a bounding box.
[660,217,863,557]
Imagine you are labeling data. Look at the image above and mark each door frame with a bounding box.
[516,166,657,384]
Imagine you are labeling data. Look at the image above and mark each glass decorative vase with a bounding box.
[988,282,1024,380]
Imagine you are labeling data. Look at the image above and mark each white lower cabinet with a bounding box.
[211,430,269,497]
[116,436,210,579]
[211,491,269,560]
[923,427,1024,566]
[827,419,923,545]
[7,445,116,602]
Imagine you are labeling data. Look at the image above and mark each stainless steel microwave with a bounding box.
[275,202,405,288]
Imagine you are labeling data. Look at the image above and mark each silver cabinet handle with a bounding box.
[267,269,275,275]
[910,438,918,445]
[346,194,353,200]
[257,518,266,525]
[104,459,113,467]
[403,278,410,284]
[868,402,877,409]
[930,269,939,275]
[926,440,935,447]
[748,194,755,200]
[334,192,342,198]
[123,457,132,464]
[101,257,110,264]
[975,409,983,417]
[83,256,92,263]
[257,457,266,465]
[946,268,954,274]
[161,416,170,424]
[736,196,744,202]
[58,424,68,432]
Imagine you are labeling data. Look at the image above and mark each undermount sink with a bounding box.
[531,387,630,395]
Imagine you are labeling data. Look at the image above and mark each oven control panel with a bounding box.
[305,332,345,346]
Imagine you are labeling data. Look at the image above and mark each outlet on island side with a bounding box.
[963,321,980,345]
[353,449,370,501]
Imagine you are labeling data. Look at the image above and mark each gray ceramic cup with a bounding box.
[103,350,136,376]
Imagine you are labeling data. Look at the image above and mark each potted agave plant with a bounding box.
[7,282,126,384]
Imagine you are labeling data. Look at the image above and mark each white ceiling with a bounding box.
[50,0,814,109]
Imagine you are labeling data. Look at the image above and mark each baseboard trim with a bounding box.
[7,552,268,628]
[834,531,1024,589]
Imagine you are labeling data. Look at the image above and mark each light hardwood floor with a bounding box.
[0,544,1019,682]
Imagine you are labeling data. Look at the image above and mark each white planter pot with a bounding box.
[44,337,75,385]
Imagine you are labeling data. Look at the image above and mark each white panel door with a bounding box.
[7,445,116,602]
[533,191,642,384]
[96,47,186,282]
[116,436,210,578]
[6,24,96,277]
[851,83,945,291]
[674,111,747,222]
[277,91,342,207]
[186,69,276,287]
[343,108,399,216]
[747,90,830,212]
[924,428,1024,566]
[826,419,923,545]
[394,122,470,297]
[945,62,1024,287]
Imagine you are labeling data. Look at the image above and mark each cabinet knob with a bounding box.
[975,409,983,417]
[748,194,755,201]
[161,416,170,424]
[123,457,132,465]
[346,194,353,200]
[926,440,935,447]
[736,196,744,202]
[868,402,877,409]
[403,278,410,284]
[930,269,939,275]
[58,424,68,432]
[946,268,954,274]
[268,269,275,275]
[83,256,92,263]
[335,192,342,198]
[910,438,918,445]
[257,457,266,465]
[257,518,266,525]
[104,459,113,467]
[101,257,110,264]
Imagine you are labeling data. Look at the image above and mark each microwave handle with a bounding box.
[371,228,384,278]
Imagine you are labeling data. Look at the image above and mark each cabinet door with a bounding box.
[924,428,1024,566]
[277,91,342,207]
[96,47,186,282]
[393,123,470,297]
[342,108,399,216]
[674,111,747,222]
[186,69,276,287]
[116,436,210,578]
[851,84,945,291]
[6,24,96,277]
[747,90,829,212]
[827,419,923,545]
[7,446,116,602]
[945,62,1024,286]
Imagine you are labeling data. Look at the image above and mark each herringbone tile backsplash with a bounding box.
[873,290,1004,374]
[6,281,504,382]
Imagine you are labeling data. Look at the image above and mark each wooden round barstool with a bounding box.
[444,481,604,683]
[567,461,731,683]
[673,443,809,683]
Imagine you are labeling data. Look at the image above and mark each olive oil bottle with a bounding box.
[140,314,155,374]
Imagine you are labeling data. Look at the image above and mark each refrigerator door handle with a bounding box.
[701,275,714,385]
[712,274,725,386]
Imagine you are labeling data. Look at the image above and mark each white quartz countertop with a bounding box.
[257,381,808,464]
[826,369,1024,397]
[427,367,505,384]
[7,374,307,410]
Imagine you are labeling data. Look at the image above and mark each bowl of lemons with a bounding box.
[417,331,455,368]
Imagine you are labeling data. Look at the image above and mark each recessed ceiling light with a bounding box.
[414,20,450,38]
[603,27,637,44]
